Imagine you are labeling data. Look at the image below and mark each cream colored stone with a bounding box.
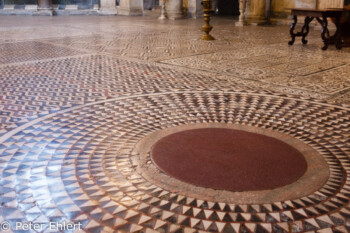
[118,0,143,15]
[167,0,184,19]
[65,5,78,10]
[248,0,265,19]
[269,0,344,17]
[272,0,294,15]
[3,5,15,9]
[99,0,118,15]
[236,0,248,26]
[187,0,202,18]
[294,0,317,9]
[25,5,38,10]
[317,0,344,9]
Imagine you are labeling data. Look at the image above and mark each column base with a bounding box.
[117,7,143,15]
[32,9,54,16]
[235,21,247,26]
[158,15,167,20]
[98,9,118,15]
[167,12,184,20]
[187,0,202,19]
[187,10,203,19]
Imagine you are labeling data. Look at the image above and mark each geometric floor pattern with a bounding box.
[1,92,349,232]
[0,15,349,233]
[0,41,85,65]
[0,54,258,135]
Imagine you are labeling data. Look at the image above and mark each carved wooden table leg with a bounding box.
[334,16,342,50]
[317,17,330,50]
[301,16,314,44]
[289,15,298,45]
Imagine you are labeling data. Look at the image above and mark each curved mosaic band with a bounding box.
[0,91,349,232]
[133,123,330,204]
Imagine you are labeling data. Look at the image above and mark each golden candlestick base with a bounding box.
[201,34,215,40]
[201,25,215,40]
[201,0,215,40]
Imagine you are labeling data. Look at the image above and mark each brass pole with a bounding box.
[201,0,215,40]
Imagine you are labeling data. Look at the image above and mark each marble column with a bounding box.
[294,0,316,8]
[99,0,118,15]
[317,0,343,9]
[33,0,53,15]
[167,0,184,19]
[248,0,265,19]
[118,0,143,15]
[158,0,167,19]
[236,0,247,26]
[188,0,202,18]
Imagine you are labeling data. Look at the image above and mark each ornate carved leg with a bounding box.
[317,16,330,50]
[289,15,297,45]
[334,16,342,50]
[301,16,314,45]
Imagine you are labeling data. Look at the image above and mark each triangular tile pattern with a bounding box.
[1,51,274,137]
[0,92,349,232]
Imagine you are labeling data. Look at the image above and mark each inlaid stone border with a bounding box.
[133,122,330,204]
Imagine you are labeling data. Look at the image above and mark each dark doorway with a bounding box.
[217,0,239,15]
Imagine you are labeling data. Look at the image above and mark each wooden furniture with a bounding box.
[289,8,346,50]
[332,6,350,47]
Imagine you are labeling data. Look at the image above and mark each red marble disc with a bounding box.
[151,128,308,191]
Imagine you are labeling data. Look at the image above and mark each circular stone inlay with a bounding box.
[151,128,308,191]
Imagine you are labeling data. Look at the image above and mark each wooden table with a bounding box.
[289,8,345,50]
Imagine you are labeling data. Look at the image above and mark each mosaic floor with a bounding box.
[0,15,349,233]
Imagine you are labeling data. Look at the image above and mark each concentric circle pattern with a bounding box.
[1,91,349,233]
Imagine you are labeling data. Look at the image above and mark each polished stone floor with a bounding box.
[0,15,349,233]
